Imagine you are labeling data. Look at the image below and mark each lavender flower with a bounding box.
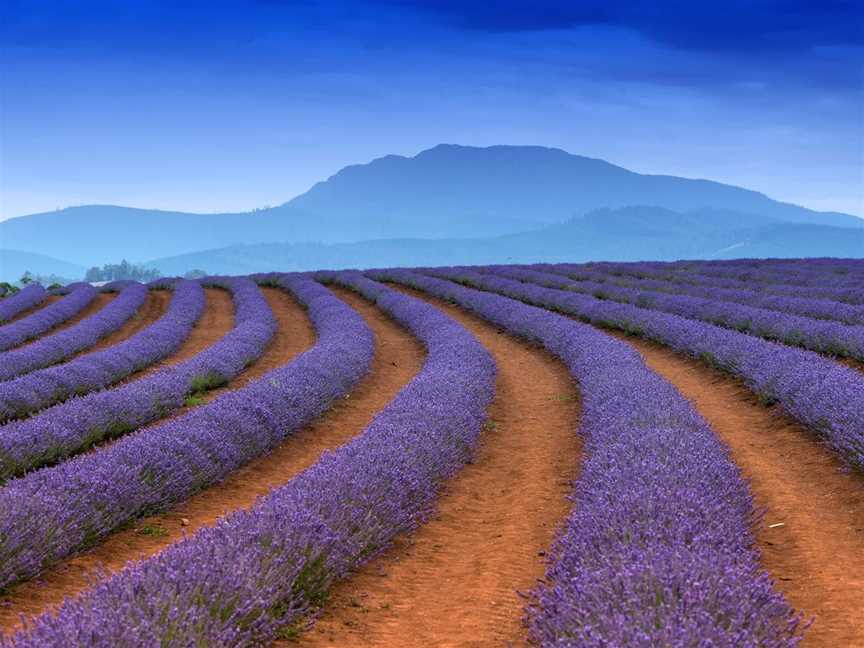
[0,278,277,480]
[2,272,494,647]
[374,268,801,647]
[0,282,148,381]
[486,265,864,360]
[0,275,370,590]
[0,284,97,351]
[0,284,47,324]
[429,266,864,473]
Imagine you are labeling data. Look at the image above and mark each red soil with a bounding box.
[12,293,116,350]
[121,286,236,382]
[0,286,423,635]
[82,290,170,354]
[615,333,864,647]
[293,287,582,648]
[2,295,60,325]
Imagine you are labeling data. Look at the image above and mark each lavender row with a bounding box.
[0,278,275,481]
[0,284,47,324]
[648,259,864,286]
[0,284,97,351]
[0,280,206,422]
[0,283,148,382]
[0,275,370,591]
[2,272,495,647]
[486,265,864,361]
[585,259,864,287]
[435,267,864,473]
[555,262,864,304]
[534,264,864,326]
[372,269,800,646]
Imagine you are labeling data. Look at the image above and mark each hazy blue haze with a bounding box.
[3,144,861,280]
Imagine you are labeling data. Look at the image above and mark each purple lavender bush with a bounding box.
[651,259,864,286]
[0,282,148,381]
[433,267,864,474]
[484,265,864,360]
[551,262,864,305]
[0,278,277,480]
[0,284,47,324]
[0,280,207,422]
[0,272,494,647]
[0,284,97,351]
[535,264,864,325]
[374,268,802,647]
[0,275,372,590]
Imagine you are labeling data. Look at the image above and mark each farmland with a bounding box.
[0,259,861,647]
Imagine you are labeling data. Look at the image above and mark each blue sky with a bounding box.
[1,0,862,220]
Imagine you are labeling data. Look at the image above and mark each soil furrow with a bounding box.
[14,293,116,350]
[0,286,423,634]
[2,295,59,325]
[113,286,235,385]
[82,290,170,355]
[612,332,864,647]
[294,287,581,648]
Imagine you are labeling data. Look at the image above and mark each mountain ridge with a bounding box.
[142,206,864,277]
[1,144,861,267]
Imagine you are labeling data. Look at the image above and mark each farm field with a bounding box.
[0,259,862,647]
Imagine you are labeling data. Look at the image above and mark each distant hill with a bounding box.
[146,206,864,276]
[2,144,861,266]
[708,223,864,259]
[0,249,86,283]
[289,144,862,229]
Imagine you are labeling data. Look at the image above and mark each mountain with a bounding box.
[709,223,864,259]
[0,249,86,283]
[2,144,861,266]
[289,144,862,229]
[145,206,864,276]
[0,206,319,268]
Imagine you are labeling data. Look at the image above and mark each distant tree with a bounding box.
[30,273,74,286]
[19,271,33,285]
[183,269,208,279]
[0,282,19,298]
[84,260,160,282]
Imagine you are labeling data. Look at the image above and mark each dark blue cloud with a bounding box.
[4,0,861,54]
[396,0,864,51]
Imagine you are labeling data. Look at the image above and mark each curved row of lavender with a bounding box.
[433,267,864,473]
[0,275,372,591]
[486,265,864,361]
[536,264,864,326]
[644,259,864,286]
[589,259,864,287]
[0,278,277,481]
[0,283,98,351]
[372,269,801,646]
[0,284,47,324]
[0,283,148,382]
[559,262,864,305]
[0,280,206,423]
[2,272,495,647]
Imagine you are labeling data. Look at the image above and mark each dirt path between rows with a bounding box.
[294,287,582,648]
[3,295,59,325]
[0,285,423,635]
[112,286,236,386]
[614,333,864,647]
[82,290,170,355]
[13,292,115,350]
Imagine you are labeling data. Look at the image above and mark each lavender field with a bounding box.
[0,258,862,647]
